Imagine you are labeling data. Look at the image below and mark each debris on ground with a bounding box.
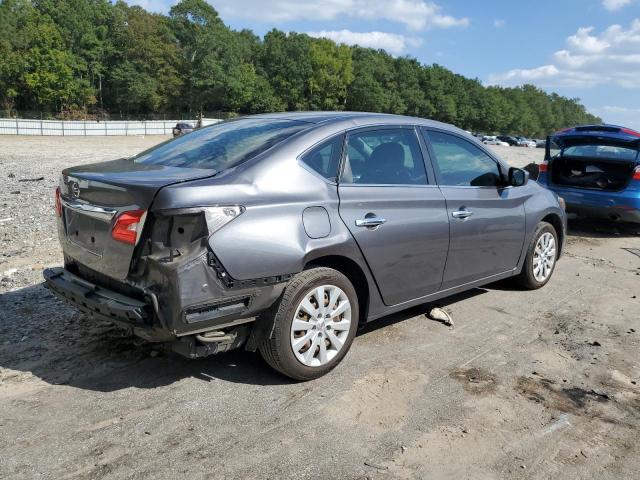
[364,461,388,470]
[623,248,640,259]
[590,389,610,400]
[428,307,454,326]
[18,176,45,182]
[1,268,18,279]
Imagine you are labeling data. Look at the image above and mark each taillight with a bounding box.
[111,209,147,245]
[621,127,640,138]
[539,161,548,172]
[55,187,62,217]
[633,166,640,181]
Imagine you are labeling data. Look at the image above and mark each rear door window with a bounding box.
[341,128,427,185]
[300,135,344,182]
[424,129,502,187]
[135,118,309,170]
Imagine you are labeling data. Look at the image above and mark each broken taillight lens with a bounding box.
[633,166,640,181]
[55,187,62,217]
[111,209,147,245]
[539,161,548,172]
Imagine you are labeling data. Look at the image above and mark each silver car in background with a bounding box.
[45,112,566,380]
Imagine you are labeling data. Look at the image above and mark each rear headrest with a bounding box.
[370,142,405,170]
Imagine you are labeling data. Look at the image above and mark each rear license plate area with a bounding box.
[64,208,108,256]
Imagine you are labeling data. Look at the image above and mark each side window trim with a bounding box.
[413,125,438,186]
[421,127,507,188]
[338,125,432,187]
[298,132,346,184]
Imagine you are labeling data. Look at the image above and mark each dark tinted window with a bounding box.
[300,135,343,181]
[342,129,427,185]
[426,130,502,187]
[135,118,308,170]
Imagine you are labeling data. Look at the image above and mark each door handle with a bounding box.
[355,215,387,228]
[452,208,473,219]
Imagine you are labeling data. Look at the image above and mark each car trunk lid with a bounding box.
[59,158,215,280]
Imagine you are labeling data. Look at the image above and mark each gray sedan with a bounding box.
[45,112,566,380]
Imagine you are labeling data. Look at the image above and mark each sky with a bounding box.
[132,0,640,129]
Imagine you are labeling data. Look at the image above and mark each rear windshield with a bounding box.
[135,118,309,170]
[562,144,638,161]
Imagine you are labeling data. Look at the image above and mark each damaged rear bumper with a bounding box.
[44,252,289,353]
[43,267,173,341]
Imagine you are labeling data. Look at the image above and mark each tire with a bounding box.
[259,267,359,381]
[515,221,559,290]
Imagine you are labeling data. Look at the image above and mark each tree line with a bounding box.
[0,0,601,137]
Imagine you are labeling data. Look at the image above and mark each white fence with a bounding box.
[0,118,221,136]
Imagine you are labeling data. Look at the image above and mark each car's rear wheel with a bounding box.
[515,221,558,289]
[259,267,359,380]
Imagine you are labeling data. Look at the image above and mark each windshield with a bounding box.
[562,144,638,161]
[135,118,309,170]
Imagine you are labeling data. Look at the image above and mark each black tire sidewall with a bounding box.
[272,268,359,380]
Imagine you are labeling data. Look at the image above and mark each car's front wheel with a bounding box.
[259,267,359,380]
[516,221,559,289]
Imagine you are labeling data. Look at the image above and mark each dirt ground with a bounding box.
[1,136,639,480]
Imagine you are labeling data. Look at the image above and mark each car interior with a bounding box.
[342,130,427,185]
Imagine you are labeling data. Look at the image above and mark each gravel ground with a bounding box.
[1,137,639,479]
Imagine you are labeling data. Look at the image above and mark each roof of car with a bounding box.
[248,111,463,132]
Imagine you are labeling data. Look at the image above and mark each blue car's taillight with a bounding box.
[539,160,548,173]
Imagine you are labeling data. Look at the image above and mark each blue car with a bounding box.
[538,124,640,224]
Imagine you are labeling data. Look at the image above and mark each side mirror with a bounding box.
[508,167,529,187]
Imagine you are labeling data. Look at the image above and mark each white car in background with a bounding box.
[483,137,510,146]
[516,137,537,148]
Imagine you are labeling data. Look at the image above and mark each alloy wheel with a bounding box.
[533,232,556,282]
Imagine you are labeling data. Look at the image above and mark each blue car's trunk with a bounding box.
[550,156,636,192]
[547,133,639,192]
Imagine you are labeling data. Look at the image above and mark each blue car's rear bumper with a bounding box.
[539,173,640,224]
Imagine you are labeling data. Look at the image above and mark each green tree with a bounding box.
[0,0,603,130]
[308,37,352,110]
[105,2,182,114]
[346,47,402,113]
[0,0,29,112]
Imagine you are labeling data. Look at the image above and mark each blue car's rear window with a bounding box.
[135,118,309,170]
[563,144,638,161]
